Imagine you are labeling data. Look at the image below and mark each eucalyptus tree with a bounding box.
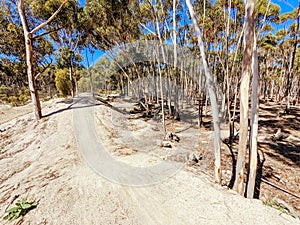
[91,56,117,92]
[0,0,51,93]
[0,2,25,75]
[247,7,259,199]
[234,0,257,196]
[48,1,86,97]
[256,6,299,108]
[55,46,83,97]
[140,0,195,120]
[186,0,222,184]
[254,0,281,100]
[81,0,143,98]
[255,0,280,29]
[16,0,69,119]
[258,33,277,100]
[82,0,141,50]
[282,7,300,113]
[192,0,244,145]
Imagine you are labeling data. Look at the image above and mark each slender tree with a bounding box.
[186,0,222,184]
[247,29,259,199]
[235,0,256,195]
[17,0,68,119]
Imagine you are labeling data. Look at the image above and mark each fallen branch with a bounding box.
[261,178,300,199]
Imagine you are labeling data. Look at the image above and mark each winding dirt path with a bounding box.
[0,98,299,224]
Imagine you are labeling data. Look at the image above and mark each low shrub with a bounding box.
[3,198,38,221]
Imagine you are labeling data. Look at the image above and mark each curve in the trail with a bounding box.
[72,95,183,186]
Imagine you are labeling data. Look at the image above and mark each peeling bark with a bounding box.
[235,0,256,195]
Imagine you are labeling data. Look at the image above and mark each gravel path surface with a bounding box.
[0,97,299,224]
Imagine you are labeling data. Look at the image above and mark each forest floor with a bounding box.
[0,95,299,225]
[209,100,300,216]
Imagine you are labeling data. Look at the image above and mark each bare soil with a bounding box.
[0,97,299,225]
[212,101,300,215]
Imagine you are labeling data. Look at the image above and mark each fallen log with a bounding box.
[261,178,300,199]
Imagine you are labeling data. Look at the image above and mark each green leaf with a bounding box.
[21,198,27,204]
[22,203,33,209]
[3,214,11,220]
[6,207,19,213]
[14,210,21,219]
[23,201,38,209]
[3,198,38,221]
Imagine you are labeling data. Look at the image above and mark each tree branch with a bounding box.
[33,27,63,40]
[17,0,30,33]
[257,0,271,38]
[30,0,69,35]
[138,22,157,36]
[35,60,53,80]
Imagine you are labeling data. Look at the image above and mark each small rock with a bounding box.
[160,140,172,148]
[165,132,173,141]
[165,132,180,142]
[172,134,180,142]
[186,152,202,165]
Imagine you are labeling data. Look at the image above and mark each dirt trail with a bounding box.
[0,98,299,225]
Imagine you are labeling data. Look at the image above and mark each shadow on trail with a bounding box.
[42,97,99,118]
[42,95,129,118]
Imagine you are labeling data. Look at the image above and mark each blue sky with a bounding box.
[272,0,298,13]
[82,0,299,66]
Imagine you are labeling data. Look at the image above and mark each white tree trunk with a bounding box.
[173,0,177,69]
[235,0,256,195]
[247,32,259,198]
[186,0,221,183]
[17,0,68,120]
[17,0,42,120]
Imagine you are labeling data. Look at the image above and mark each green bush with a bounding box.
[8,96,18,106]
[23,88,30,96]
[18,94,30,104]
[0,93,8,102]
[55,68,70,97]
[42,96,51,101]
[0,86,31,106]
[0,85,10,95]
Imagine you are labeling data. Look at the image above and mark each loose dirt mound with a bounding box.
[0,98,299,224]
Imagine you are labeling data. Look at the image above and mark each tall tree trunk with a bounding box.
[17,0,42,120]
[235,0,256,195]
[247,32,258,198]
[173,0,177,69]
[69,66,75,97]
[285,6,300,113]
[154,7,167,134]
[157,50,166,134]
[173,0,179,118]
[86,49,94,97]
[24,32,42,119]
[225,0,232,134]
[17,0,68,120]
[186,0,221,184]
